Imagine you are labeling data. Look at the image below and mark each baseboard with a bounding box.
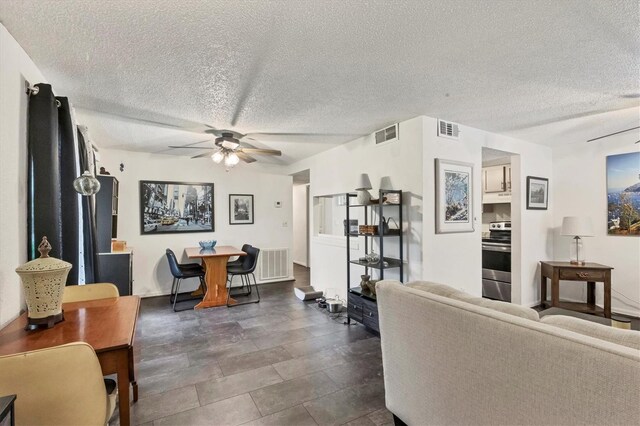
[138,276,296,298]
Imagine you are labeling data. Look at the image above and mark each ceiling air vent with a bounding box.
[437,119,460,140]
[374,123,399,145]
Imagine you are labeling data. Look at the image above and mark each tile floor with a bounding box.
[112,265,392,426]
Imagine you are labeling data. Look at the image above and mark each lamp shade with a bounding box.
[561,216,594,237]
[356,173,372,190]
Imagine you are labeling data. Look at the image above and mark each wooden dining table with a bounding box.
[185,245,247,308]
[0,296,140,426]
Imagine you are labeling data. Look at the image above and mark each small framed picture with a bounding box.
[229,194,254,225]
[526,176,549,210]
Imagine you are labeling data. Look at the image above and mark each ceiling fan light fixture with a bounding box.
[211,150,224,163]
[225,152,240,167]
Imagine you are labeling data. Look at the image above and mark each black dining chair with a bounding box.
[226,246,260,307]
[227,244,252,268]
[166,249,206,312]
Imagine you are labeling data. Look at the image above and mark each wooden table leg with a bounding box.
[551,270,560,308]
[128,346,138,402]
[194,256,235,309]
[540,270,547,307]
[587,281,595,307]
[604,272,611,319]
[115,349,131,426]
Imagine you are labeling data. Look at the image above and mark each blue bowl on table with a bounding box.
[198,240,217,250]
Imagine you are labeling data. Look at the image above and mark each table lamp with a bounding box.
[356,173,373,205]
[561,216,594,265]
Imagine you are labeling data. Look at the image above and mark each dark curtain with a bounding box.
[28,84,98,284]
[57,97,80,284]
[28,84,62,260]
[77,128,99,283]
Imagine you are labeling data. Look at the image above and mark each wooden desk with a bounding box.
[540,261,613,318]
[0,296,140,426]
[185,246,246,309]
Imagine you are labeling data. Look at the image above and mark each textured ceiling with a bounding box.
[1,0,639,163]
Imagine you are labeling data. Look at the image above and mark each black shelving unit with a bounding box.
[346,189,403,333]
[95,175,132,296]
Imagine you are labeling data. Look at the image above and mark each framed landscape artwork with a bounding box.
[139,180,214,234]
[435,159,474,233]
[526,176,549,210]
[607,152,640,236]
[229,194,254,225]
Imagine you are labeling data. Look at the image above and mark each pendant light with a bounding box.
[72,170,101,196]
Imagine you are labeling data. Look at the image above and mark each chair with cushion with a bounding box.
[63,282,119,303]
[166,248,206,311]
[226,246,260,307]
[0,342,117,426]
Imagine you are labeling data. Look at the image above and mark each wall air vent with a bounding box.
[374,123,399,145]
[437,119,460,140]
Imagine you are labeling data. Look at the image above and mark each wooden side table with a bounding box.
[540,261,613,318]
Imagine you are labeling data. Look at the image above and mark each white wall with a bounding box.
[553,137,640,316]
[292,184,309,266]
[97,149,293,297]
[422,116,554,306]
[287,117,424,302]
[0,25,48,327]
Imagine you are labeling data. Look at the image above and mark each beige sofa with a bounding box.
[377,280,640,426]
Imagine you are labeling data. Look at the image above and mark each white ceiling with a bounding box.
[1,0,639,163]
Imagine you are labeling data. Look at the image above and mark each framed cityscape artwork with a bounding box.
[139,180,214,234]
[435,158,474,233]
[229,194,254,225]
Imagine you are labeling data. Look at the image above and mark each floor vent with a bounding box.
[375,123,399,145]
[437,119,460,140]
[258,248,289,281]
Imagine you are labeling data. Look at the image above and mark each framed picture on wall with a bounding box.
[526,176,549,210]
[229,194,254,225]
[435,158,474,233]
[139,180,214,234]
[606,152,640,236]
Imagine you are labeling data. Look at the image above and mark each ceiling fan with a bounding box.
[169,130,282,168]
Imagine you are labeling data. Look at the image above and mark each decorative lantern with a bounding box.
[15,237,72,330]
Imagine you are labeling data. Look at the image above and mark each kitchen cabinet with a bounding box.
[484,166,506,193]
[482,164,512,203]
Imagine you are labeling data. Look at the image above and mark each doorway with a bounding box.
[481,148,517,303]
[291,170,310,271]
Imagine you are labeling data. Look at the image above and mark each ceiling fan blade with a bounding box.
[167,139,214,150]
[236,151,257,163]
[239,148,282,156]
[191,151,215,159]
[245,132,361,137]
[586,126,640,143]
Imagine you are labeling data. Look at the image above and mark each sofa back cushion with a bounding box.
[405,281,539,322]
[541,315,640,351]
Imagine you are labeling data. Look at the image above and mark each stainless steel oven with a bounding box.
[482,222,511,302]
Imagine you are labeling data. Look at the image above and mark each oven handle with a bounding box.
[482,244,511,253]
